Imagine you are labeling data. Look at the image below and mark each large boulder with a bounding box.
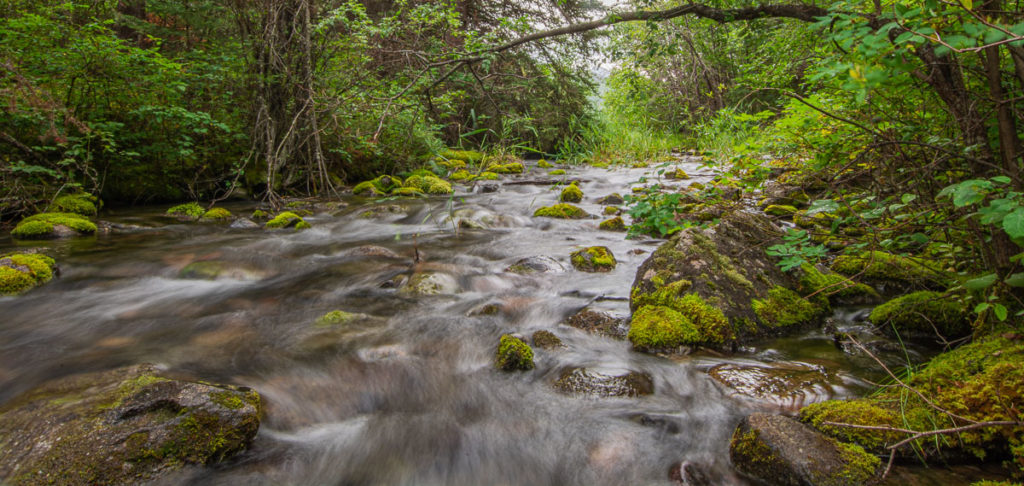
[0,364,261,486]
[729,413,880,486]
[630,211,826,350]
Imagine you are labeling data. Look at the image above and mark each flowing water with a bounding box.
[0,159,993,485]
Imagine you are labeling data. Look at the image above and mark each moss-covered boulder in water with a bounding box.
[869,290,970,340]
[570,246,616,272]
[353,175,403,196]
[265,211,311,230]
[631,211,813,344]
[537,159,553,168]
[0,253,57,295]
[495,335,534,371]
[0,364,260,486]
[628,305,701,352]
[752,286,828,331]
[533,203,588,219]
[166,202,205,221]
[729,413,880,486]
[11,213,97,239]
[200,207,232,222]
[549,169,566,176]
[631,281,735,348]
[797,264,880,306]
[598,193,624,205]
[800,335,1024,469]
[559,183,583,203]
[830,250,949,290]
[487,162,524,174]
[48,192,99,216]
[403,174,453,195]
[599,216,627,232]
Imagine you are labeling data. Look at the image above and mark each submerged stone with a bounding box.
[564,308,628,339]
[729,413,880,486]
[0,364,260,486]
[709,362,840,411]
[553,368,654,397]
[399,272,458,296]
[531,330,564,350]
[505,255,566,275]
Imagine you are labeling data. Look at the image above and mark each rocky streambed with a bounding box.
[0,157,1011,485]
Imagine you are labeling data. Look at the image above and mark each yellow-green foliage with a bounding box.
[533,203,586,219]
[391,187,425,197]
[632,280,734,345]
[441,149,484,164]
[752,286,824,329]
[669,168,689,179]
[12,212,97,239]
[437,159,467,169]
[802,336,1024,471]
[797,264,878,305]
[603,206,620,216]
[478,171,499,180]
[763,205,798,217]
[316,310,357,327]
[0,253,56,295]
[251,210,268,219]
[800,399,904,453]
[549,169,567,175]
[166,203,205,219]
[559,183,583,203]
[353,175,402,196]
[599,216,626,232]
[537,159,553,168]
[495,335,534,371]
[488,163,525,174]
[201,208,232,221]
[265,211,311,230]
[404,174,452,195]
[832,442,881,486]
[450,170,474,181]
[49,193,98,216]
[831,251,947,287]
[792,210,833,228]
[628,305,700,350]
[570,246,616,272]
[869,291,969,337]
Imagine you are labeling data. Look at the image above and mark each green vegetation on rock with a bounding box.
[831,251,947,288]
[537,159,553,168]
[533,203,587,219]
[549,169,566,175]
[495,335,534,371]
[598,216,626,231]
[559,183,583,203]
[265,211,311,230]
[0,253,57,295]
[167,203,205,220]
[49,193,99,216]
[869,291,970,339]
[752,286,825,329]
[12,212,98,239]
[763,204,797,217]
[201,207,232,221]
[570,246,616,272]
[316,310,358,327]
[628,304,700,351]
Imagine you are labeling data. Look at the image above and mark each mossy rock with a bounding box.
[0,364,260,486]
[869,291,970,340]
[628,305,701,352]
[487,162,524,174]
[598,216,627,232]
[563,308,628,339]
[752,286,827,330]
[602,206,621,216]
[533,203,588,219]
[796,264,880,306]
[800,335,1024,469]
[553,368,654,397]
[450,170,474,182]
[792,210,834,228]
[391,187,425,197]
[830,250,949,290]
[632,281,735,348]
[548,169,566,176]
[495,335,534,371]
[315,310,364,327]
[477,171,500,180]
[531,330,563,350]
[48,193,99,216]
[764,205,798,217]
[505,255,566,275]
[200,207,232,222]
[598,193,625,205]
[403,174,452,195]
[570,246,616,272]
[730,413,880,486]
[353,175,403,196]
[251,210,269,220]
[399,272,458,296]
[265,211,311,230]
[12,213,97,239]
[631,210,801,343]
[437,158,467,170]
[440,149,484,164]
[537,159,553,168]
[166,203,205,221]
[559,183,583,203]
[0,253,57,295]
[666,168,689,180]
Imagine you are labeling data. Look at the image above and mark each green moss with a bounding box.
[830,250,947,287]
[49,193,99,216]
[12,212,97,239]
[450,170,474,181]
[869,291,969,338]
[167,203,205,220]
[800,399,903,453]
[353,175,402,196]
[437,158,467,169]
[570,246,616,272]
[201,208,232,221]
[549,169,566,175]
[407,174,452,194]
[602,206,620,216]
[798,264,879,304]
[752,286,824,329]
[0,266,37,295]
[209,391,244,410]
[831,441,881,485]
[316,310,358,327]
[352,181,383,196]
[628,305,701,350]
[533,203,587,219]
[669,168,689,179]
[265,211,310,230]
[598,216,626,232]
[478,171,499,180]
[632,281,734,346]
[537,159,553,168]
[251,210,268,219]
[763,205,798,217]
[441,149,484,164]
[488,162,524,174]
[559,183,583,203]
[391,187,425,197]
[495,334,534,371]
[730,428,782,470]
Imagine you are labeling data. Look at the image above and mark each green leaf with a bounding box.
[965,273,999,291]
[992,175,1012,184]
[994,303,1008,321]
[975,302,991,313]
[1005,273,1024,287]
[1003,207,1024,239]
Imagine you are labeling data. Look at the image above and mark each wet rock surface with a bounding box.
[563,308,628,339]
[708,362,841,411]
[553,368,654,397]
[0,364,260,486]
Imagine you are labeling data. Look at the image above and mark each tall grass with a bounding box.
[556,112,685,165]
